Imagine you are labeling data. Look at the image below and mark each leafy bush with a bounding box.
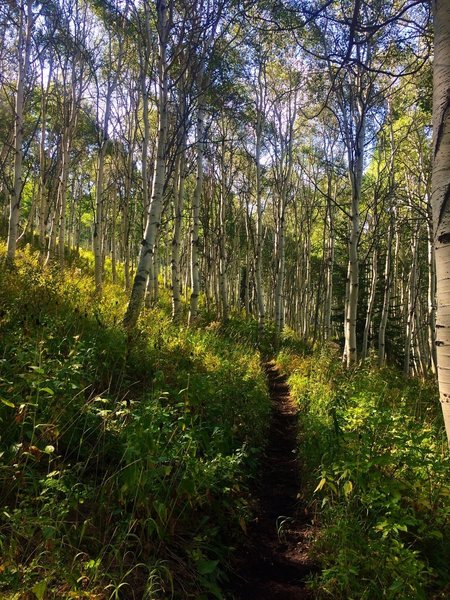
[278,345,450,599]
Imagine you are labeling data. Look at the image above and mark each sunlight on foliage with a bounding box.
[0,245,270,598]
[278,344,450,599]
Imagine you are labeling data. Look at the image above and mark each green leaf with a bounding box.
[197,559,219,575]
[32,580,47,600]
[39,387,54,396]
[343,480,353,498]
[1,398,15,408]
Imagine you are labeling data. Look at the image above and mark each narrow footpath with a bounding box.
[232,361,318,599]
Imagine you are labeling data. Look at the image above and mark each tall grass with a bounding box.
[0,244,270,599]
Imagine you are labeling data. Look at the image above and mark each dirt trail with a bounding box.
[231,361,318,599]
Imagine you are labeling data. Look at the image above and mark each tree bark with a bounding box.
[7,0,33,262]
[123,0,169,329]
[432,0,450,444]
[188,96,205,324]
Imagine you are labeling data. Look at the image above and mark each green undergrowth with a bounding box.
[0,244,270,599]
[277,345,450,600]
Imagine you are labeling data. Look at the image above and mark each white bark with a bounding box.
[324,178,335,340]
[432,0,450,444]
[188,98,205,324]
[404,224,420,375]
[378,216,394,366]
[7,0,33,262]
[427,201,438,373]
[218,137,229,322]
[343,85,366,367]
[171,142,186,322]
[123,0,169,329]
[361,248,377,361]
[255,61,266,332]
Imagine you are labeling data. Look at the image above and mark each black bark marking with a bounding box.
[434,92,450,159]
[438,231,450,244]
[438,183,450,230]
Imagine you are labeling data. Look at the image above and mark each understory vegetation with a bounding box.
[2,244,450,600]
[0,244,270,599]
[278,347,450,599]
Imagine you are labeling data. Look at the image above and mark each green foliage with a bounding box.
[278,345,450,599]
[0,244,270,598]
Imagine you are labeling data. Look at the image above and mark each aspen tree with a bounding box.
[188,1,225,324]
[94,10,124,294]
[171,124,187,322]
[432,0,450,443]
[189,79,205,324]
[254,56,267,333]
[7,0,33,262]
[123,0,170,329]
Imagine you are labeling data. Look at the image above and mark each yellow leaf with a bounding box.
[314,477,327,493]
[343,480,353,498]
[239,517,247,534]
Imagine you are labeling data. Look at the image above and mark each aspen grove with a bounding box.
[1,1,450,598]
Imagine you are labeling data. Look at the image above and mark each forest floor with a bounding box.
[231,361,319,599]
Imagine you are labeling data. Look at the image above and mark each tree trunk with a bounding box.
[189,98,204,324]
[7,0,33,262]
[218,141,229,322]
[378,215,394,366]
[432,0,450,444]
[123,0,169,329]
[404,224,420,375]
[343,97,365,367]
[427,202,438,373]
[255,64,266,333]
[171,143,186,322]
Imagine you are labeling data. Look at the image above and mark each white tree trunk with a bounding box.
[427,202,438,373]
[171,144,186,322]
[189,99,204,324]
[378,216,394,366]
[123,0,169,329]
[432,0,450,444]
[361,248,378,361]
[343,97,365,367]
[255,64,266,333]
[7,0,33,262]
[404,224,420,374]
[219,145,229,322]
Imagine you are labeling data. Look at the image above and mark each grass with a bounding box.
[0,243,270,599]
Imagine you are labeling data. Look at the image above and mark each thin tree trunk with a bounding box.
[218,139,229,321]
[378,215,394,366]
[7,0,33,262]
[404,224,420,375]
[255,63,266,332]
[172,142,186,322]
[343,97,365,367]
[427,202,437,373]
[189,89,205,325]
[123,0,169,329]
[362,248,378,361]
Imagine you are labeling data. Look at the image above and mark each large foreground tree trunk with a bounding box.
[432,0,450,445]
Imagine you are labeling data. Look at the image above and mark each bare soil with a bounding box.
[230,361,318,599]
